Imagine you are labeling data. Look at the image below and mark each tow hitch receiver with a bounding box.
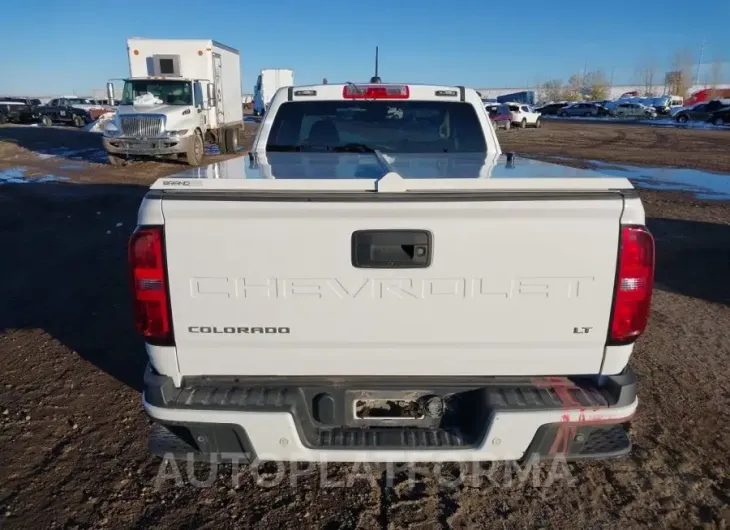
[355,399,424,420]
[347,391,444,427]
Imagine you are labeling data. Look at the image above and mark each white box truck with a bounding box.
[102,38,243,167]
[252,68,294,116]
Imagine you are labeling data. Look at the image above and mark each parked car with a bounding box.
[486,103,513,130]
[650,95,684,115]
[611,103,657,119]
[0,97,42,123]
[674,100,730,123]
[38,98,93,127]
[559,102,609,117]
[707,107,730,126]
[506,103,541,128]
[534,102,568,116]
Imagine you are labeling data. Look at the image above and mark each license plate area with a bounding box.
[345,390,442,428]
[355,399,424,420]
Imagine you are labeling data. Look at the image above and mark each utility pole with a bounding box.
[695,39,706,86]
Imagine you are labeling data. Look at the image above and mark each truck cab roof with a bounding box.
[125,76,193,81]
[278,82,470,99]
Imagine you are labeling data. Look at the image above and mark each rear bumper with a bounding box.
[103,135,192,156]
[142,366,638,463]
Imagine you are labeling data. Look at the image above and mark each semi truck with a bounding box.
[102,38,244,167]
[252,69,294,116]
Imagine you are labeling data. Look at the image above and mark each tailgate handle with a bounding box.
[351,230,432,269]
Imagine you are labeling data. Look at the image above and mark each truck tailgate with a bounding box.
[161,195,623,377]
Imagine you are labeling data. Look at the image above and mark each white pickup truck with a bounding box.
[133,82,655,464]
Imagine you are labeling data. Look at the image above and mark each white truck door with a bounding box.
[213,53,225,125]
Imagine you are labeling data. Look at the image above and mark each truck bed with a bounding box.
[159,152,628,185]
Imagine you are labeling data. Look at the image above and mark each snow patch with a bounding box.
[584,160,730,200]
[0,167,70,185]
[133,93,164,106]
[543,115,728,130]
[85,111,116,134]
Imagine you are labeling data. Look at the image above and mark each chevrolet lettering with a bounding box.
[131,82,655,465]
[189,276,596,300]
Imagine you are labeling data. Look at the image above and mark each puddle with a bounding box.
[204,144,245,155]
[36,147,108,164]
[587,160,730,200]
[0,167,70,185]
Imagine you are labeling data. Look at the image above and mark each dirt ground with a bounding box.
[1,121,729,529]
[500,119,730,174]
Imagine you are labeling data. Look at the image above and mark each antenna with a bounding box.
[370,46,382,84]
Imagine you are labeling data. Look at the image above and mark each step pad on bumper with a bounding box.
[168,384,609,411]
[525,423,631,461]
[315,428,467,448]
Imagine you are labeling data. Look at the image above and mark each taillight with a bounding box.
[342,84,410,99]
[609,225,655,344]
[128,226,173,345]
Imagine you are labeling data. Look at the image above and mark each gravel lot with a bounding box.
[1,121,729,529]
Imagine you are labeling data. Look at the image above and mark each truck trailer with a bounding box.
[103,38,244,167]
[252,69,294,116]
[496,91,536,106]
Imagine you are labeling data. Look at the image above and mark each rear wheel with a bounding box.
[0,114,7,124]
[225,127,239,153]
[185,132,204,166]
[217,132,229,154]
[73,114,85,128]
[535,119,542,128]
[520,119,527,129]
[714,117,725,126]
[41,115,52,127]
[504,121,511,131]
[677,115,688,123]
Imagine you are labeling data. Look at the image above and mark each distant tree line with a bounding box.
[538,49,725,102]
[539,71,611,103]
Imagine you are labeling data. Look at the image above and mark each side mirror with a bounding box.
[207,84,216,107]
[106,82,115,105]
